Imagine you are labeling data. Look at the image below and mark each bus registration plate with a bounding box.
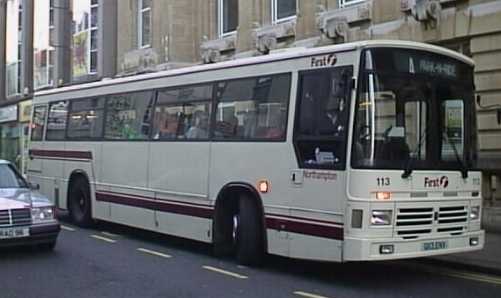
[422,240,448,251]
[0,228,29,239]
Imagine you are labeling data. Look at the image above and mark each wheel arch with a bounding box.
[67,169,92,204]
[213,182,268,252]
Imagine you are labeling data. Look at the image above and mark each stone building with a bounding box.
[1,0,501,226]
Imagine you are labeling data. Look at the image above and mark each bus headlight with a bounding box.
[470,206,480,221]
[31,207,55,223]
[371,210,393,226]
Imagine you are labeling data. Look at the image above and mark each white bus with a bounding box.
[28,40,484,265]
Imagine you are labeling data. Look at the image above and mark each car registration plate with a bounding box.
[422,240,448,251]
[0,227,30,239]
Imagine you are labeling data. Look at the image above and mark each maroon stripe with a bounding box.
[102,190,212,208]
[266,213,343,227]
[266,217,344,240]
[96,192,213,219]
[29,149,93,160]
[96,191,343,240]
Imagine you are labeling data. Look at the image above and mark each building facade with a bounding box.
[1,0,501,226]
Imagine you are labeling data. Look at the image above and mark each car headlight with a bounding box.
[31,207,55,223]
[470,206,480,221]
[371,210,393,226]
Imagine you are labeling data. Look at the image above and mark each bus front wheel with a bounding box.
[68,177,93,227]
[236,194,264,266]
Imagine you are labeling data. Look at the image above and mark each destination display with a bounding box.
[364,48,472,81]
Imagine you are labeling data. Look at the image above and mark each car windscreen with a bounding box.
[0,164,29,189]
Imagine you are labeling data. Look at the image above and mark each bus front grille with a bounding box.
[395,204,469,238]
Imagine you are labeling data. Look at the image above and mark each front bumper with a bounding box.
[0,222,60,248]
[343,230,485,261]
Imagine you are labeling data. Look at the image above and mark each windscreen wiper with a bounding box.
[401,128,428,179]
[442,132,468,179]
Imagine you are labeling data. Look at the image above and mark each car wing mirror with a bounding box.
[29,182,40,191]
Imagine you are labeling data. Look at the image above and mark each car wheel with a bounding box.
[236,194,264,266]
[68,177,93,227]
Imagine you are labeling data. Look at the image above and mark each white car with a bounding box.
[0,160,60,250]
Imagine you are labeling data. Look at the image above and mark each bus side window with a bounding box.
[294,66,353,170]
[31,106,48,141]
[154,84,213,140]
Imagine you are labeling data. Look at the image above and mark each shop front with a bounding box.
[0,104,20,166]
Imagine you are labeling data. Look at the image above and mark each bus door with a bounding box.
[27,105,47,185]
[288,66,353,259]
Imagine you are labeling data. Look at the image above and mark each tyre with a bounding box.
[236,194,264,266]
[68,177,93,227]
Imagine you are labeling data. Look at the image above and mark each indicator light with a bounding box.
[258,180,269,193]
[376,192,391,200]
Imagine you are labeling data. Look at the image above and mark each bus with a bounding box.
[27,40,484,265]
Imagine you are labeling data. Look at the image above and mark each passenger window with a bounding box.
[105,91,155,140]
[46,101,68,140]
[67,97,105,139]
[31,106,47,141]
[214,74,291,140]
[153,84,213,140]
[294,67,353,169]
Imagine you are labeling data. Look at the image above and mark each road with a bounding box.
[0,220,500,298]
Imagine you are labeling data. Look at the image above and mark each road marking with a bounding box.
[438,269,501,286]
[294,291,331,298]
[61,225,76,232]
[91,235,116,243]
[202,266,248,279]
[101,231,119,237]
[137,248,172,259]
[407,262,501,286]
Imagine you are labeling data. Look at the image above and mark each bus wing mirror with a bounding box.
[476,95,481,107]
[497,108,501,125]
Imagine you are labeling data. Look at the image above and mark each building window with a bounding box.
[272,0,296,24]
[34,0,55,90]
[72,0,99,79]
[5,0,22,97]
[138,0,151,48]
[218,0,238,37]
[338,0,366,8]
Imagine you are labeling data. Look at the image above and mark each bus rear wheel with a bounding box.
[235,194,264,266]
[68,177,93,227]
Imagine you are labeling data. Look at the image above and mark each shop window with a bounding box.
[105,91,155,140]
[214,74,291,140]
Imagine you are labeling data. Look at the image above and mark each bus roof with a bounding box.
[35,40,474,98]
